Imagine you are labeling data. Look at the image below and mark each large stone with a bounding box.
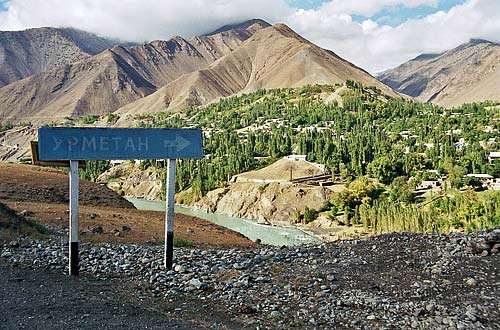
[189,278,203,289]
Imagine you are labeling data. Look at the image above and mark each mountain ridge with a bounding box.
[0,20,397,124]
[380,39,500,107]
[204,19,271,36]
[116,23,398,117]
[0,27,131,87]
[0,22,265,122]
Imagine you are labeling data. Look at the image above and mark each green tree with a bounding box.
[388,176,415,203]
[366,156,397,184]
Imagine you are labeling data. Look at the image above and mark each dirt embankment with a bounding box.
[0,162,255,248]
[97,161,163,200]
[192,182,331,225]
[0,162,134,208]
[98,160,334,226]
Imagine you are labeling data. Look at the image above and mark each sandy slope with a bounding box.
[0,162,254,248]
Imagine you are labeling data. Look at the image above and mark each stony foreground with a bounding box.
[1,228,499,329]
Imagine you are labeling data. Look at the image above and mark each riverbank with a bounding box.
[127,197,319,246]
[2,228,499,329]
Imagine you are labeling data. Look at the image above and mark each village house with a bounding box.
[466,174,496,190]
[489,178,500,191]
[415,180,441,190]
[488,152,500,163]
[455,138,466,150]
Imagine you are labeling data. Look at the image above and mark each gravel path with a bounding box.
[1,228,499,329]
[0,263,245,330]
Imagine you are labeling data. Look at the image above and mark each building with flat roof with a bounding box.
[488,152,500,163]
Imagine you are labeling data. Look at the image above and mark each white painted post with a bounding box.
[164,159,176,269]
[69,160,79,276]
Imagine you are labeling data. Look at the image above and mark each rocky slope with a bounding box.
[97,161,164,201]
[191,182,331,225]
[2,228,499,329]
[0,27,125,87]
[117,23,398,117]
[0,20,268,123]
[379,39,500,107]
[98,160,332,226]
[0,125,36,161]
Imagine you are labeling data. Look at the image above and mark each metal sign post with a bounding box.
[69,160,79,276]
[164,159,176,269]
[37,127,203,276]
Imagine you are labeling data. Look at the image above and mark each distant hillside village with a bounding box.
[250,152,500,193]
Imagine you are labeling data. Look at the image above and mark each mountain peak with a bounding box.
[411,53,440,61]
[446,38,496,54]
[380,37,500,107]
[204,19,271,36]
[268,23,308,42]
[467,38,494,45]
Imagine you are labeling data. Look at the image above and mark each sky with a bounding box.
[0,0,499,73]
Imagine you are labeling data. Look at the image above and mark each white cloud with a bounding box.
[284,0,500,73]
[0,0,292,41]
[0,0,499,73]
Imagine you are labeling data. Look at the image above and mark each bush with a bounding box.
[174,237,195,248]
[0,122,13,132]
[319,200,333,212]
[303,207,318,224]
[80,115,99,124]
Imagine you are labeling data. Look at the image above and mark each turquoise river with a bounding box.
[126,197,319,246]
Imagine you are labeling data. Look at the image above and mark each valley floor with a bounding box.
[1,162,499,329]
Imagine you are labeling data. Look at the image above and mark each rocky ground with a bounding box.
[1,227,499,329]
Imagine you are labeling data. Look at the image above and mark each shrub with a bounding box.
[303,207,318,224]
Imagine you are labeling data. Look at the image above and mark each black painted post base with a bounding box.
[69,241,79,276]
[166,232,174,270]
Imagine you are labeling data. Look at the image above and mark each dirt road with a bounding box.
[0,263,244,329]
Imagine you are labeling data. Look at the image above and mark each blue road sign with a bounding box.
[38,127,203,160]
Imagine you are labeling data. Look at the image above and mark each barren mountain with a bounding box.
[379,39,500,107]
[0,27,127,87]
[0,20,269,123]
[117,23,398,117]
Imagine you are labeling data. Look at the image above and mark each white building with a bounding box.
[488,152,500,163]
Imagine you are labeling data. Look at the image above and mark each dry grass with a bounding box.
[0,202,48,243]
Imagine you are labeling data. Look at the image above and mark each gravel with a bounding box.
[2,227,499,329]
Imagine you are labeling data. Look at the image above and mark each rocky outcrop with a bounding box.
[191,182,332,225]
[98,162,163,201]
[99,163,332,225]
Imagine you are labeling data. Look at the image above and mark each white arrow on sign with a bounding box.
[163,135,191,151]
